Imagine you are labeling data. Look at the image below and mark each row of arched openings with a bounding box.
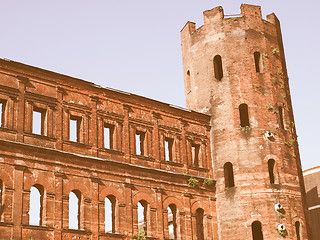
[223,159,277,188]
[20,184,205,239]
[0,180,303,239]
[212,51,263,81]
[251,220,302,240]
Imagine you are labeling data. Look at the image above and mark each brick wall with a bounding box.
[0,59,217,240]
[304,166,320,239]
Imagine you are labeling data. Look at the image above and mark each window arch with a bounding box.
[168,204,177,239]
[295,221,301,240]
[254,51,262,73]
[69,190,81,229]
[268,159,276,184]
[239,104,250,127]
[138,200,148,233]
[224,162,235,188]
[213,55,223,80]
[196,208,204,240]
[29,184,44,226]
[251,221,263,240]
[105,195,116,233]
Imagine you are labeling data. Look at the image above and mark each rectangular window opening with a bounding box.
[104,124,114,149]
[165,137,174,161]
[191,143,200,167]
[0,100,6,128]
[70,116,81,142]
[32,108,46,135]
[135,131,145,155]
[279,106,284,129]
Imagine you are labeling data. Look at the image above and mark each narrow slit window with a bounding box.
[138,200,148,232]
[252,221,263,240]
[254,51,261,73]
[105,195,116,233]
[165,137,174,161]
[214,55,223,80]
[268,159,275,184]
[33,108,46,135]
[0,100,6,127]
[168,204,177,239]
[69,190,81,229]
[192,143,200,167]
[135,131,145,155]
[295,221,301,240]
[279,106,284,129]
[70,116,81,142]
[224,162,235,188]
[104,124,114,149]
[196,208,204,240]
[186,70,191,92]
[239,104,250,127]
[0,180,3,208]
[29,185,44,226]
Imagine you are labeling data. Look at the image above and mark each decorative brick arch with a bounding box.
[191,200,209,215]
[63,180,90,197]
[99,186,124,202]
[0,168,13,188]
[132,192,154,207]
[163,196,184,211]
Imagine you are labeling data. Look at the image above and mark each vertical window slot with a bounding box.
[70,116,81,142]
[104,124,114,149]
[254,51,261,73]
[224,162,235,188]
[239,103,250,127]
[165,137,174,161]
[135,131,145,155]
[33,108,45,135]
[214,55,223,80]
[192,143,200,167]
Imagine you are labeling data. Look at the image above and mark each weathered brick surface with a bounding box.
[181,4,310,240]
[0,59,216,239]
[304,166,320,239]
[0,4,312,240]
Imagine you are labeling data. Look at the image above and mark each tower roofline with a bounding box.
[181,4,277,36]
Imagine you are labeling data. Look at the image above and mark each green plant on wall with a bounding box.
[240,126,252,133]
[262,52,269,58]
[203,178,214,187]
[188,177,199,188]
[132,224,147,240]
[266,103,277,113]
[271,46,279,55]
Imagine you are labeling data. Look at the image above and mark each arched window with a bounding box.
[196,208,204,240]
[239,104,250,127]
[69,190,81,229]
[168,204,177,239]
[279,106,284,129]
[268,159,275,184]
[29,185,44,226]
[213,55,223,80]
[138,200,148,232]
[224,162,235,188]
[105,195,116,233]
[251,221,263,240]
[295,221,301,240]
[254,51,261,73]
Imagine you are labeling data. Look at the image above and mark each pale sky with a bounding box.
[0,0,319,170]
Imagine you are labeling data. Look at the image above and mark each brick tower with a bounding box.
[181,4,311,240]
